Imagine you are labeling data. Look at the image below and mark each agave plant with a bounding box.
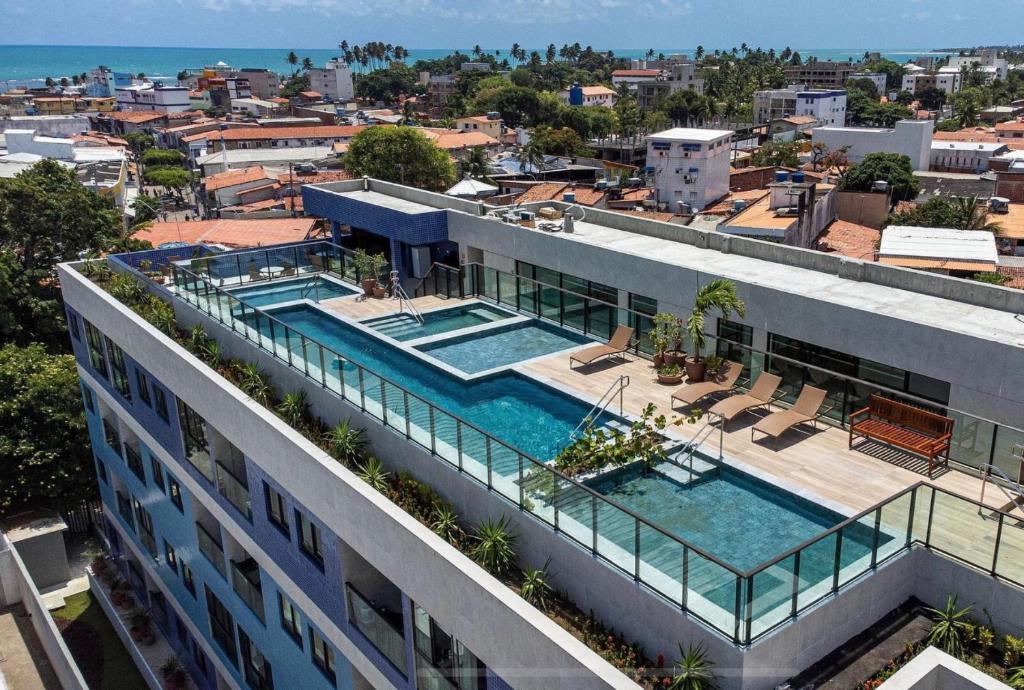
[1008,666,1024,690]
[668,643,717,690]
[520,559,554,611]
[356,456,390,493]
[277,390,309,427]
[145,298,176,336]
[325,420,367,465]
[238,363,272,405]
[108,272,146,303]
[430,505,463,545]
[189,324,209,354]
[202,339,222,368]
[925,595,973,658]
[470,516,517,575]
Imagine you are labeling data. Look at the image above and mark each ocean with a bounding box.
[0,44,952,87]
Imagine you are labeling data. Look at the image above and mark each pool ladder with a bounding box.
[570,375,630,440]
[391,271,424,324]
[299,277,320,303]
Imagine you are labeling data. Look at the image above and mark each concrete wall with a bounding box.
[836,190,890,229]
[0,532,90,690]
[812,120,933,171]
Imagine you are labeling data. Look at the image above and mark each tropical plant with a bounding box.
[516,140,546,175]
[555,403,668,476]
[188,325,209,354]
[520,560,554,610]
[107,272,146,303]
[667,643,717,690]
[202,339,222,368]
[325,420,367,465]
[356,456,391,493]
[458,146,493,182]
[1009,666,1024,690]
[352,248,387,282]
[470,516,517,574]
[430,505,464,545]
[651,311,682,356]
[238,362,272,405]
[686,280,745,363]
[658,363,682,377]
[344,126,456,191]
[925,595,973,658]
[277,390,309,427]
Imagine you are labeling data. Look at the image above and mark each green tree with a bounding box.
[846,77,879,99]
[355,66,417,102]
[863,59,905,90]
[887,195,1002,231]
[141,148,184,167]
[344,127,456,191]
[472,85,540,128]
[840,152,921,202]
[0,344,95,514]
[750,141,800,167]
[458,146,493,182]
[144,166,193,193]
[917,86,946,111]
[530,126,589,156]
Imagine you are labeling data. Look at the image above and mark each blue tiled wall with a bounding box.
[302,186,449,248]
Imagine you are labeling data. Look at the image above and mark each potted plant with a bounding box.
[703,355,725,380]
[352,248,382,296]
[652,312,685,366]
[129,610,151,643]
[684,280,745,383]
[656,363,684,385]
[160,657,187,690]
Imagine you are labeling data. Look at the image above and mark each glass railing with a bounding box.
[158,256,1023,645]
[414,653,457,690]
[196,521,226,577]
[173,240,388,289]
[230,560,265,622]
[139,526,158,558]
[125,444,146,482]
[345,583,407,674]
[103,418,121,453]
[216,461,252,520]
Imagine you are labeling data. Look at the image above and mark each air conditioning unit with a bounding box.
[990,196,1010,214]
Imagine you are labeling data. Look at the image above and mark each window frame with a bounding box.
[295,509,324,569]
[278,593,303,647]
[264,484,289,537]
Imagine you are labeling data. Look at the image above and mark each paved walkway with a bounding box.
[0,604,61,690]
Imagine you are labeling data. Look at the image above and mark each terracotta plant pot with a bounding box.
[685,358,707,383]
[652,353,665,368]
[657,373,683,385]
[360,278,376,296]
[372,285,387,299]
[664,350,687,366]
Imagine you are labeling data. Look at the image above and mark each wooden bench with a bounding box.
[849,395,954,477]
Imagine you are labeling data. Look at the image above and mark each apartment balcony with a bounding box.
[89,571,198,690]
[215,460,251,520]
[345,582,407,675]
[230,557,264,623]
[195,521,226,577]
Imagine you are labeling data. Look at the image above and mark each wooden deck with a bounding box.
[318,293,454,320]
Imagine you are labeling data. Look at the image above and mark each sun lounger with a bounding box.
[670,360,743,408]
[278,261,296,277]
[569,325,634,369]
[248,265,266,282]
[708,372,782,427]
[751,385,830,442]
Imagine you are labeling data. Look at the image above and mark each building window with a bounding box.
[133,498,157,557]
[153,386,169,423]
[67,310,81,341]
[135,369,152,407]
[164,540,178,574]
[168,475,184,512]
[96,457,108,484]
[150,456,165,491]
[309,627,335,683]
[177,399,213,481]
[181,561,196,596]
[84,320,109,379]
[81,384,95,414]
[239,628,274,690]
[205,586,238,666]
[264,484,289,536]
[295,510,324,568]
[105,337,132,401]
[125,444,146,482]
[716,319,753,369]
[278,593,302,647]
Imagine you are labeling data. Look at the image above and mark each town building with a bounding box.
[752,88,846,126]
[64,176,1024,690]
[202,165,280,209]
[930,141,1010,173]
[850,72,888,95]
[116,84,191,112]
[646,127,733,211]
[182,125,366,155]
[812,119,933,170]
[783,61,858,88]
[878,225,999,276]
[611,68,661,93]
[718,172,837,246]
[32,96,78,115]
[559,83,617,108]
[307,59,355,102]
[195,146,336,176]
[901,71,962,95]
[454,114,502,139]
[234,68,281,100]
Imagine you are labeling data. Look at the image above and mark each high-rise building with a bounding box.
[307,59,355,102]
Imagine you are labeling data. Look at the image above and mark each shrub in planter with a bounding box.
[160,657,187,690]
[657,363,684,385]
[90,555,108,574]
[353,249,387,296]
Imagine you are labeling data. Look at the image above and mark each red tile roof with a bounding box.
[133,218,319,248]
[815,220,880,259]
[203,166,274,191]
[419,128,499,150]
[611,69,661,77]
[235,182,281,196]
[276,170,354,186]
[995,120,1024,133]
[183,125,366,143]
[300,90,322,99]
[514,183,606,206]
[101,111,169,123]
[934,129,1024,151]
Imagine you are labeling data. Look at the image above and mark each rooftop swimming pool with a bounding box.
[227,276,358,308]
[363,303,513,341]
[417,321,593,374]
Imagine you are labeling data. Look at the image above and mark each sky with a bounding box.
[2,0,1023,50]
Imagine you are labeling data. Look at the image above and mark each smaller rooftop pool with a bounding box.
[416,320,593,374]
[227,276,358,308]
[363,302,513,341]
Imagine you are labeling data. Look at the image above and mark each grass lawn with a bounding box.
[50,591,149,690]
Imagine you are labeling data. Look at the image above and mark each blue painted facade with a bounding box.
[301,186,451,277]
[68,302,508,690]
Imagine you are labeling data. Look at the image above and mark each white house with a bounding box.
[307,58,354,102]
[646,127,733,211]
[115,83,191,112]
[753,88,846,126]
[812,119,933,171]
[851,72,888,95]
[879,225,998,275]
[559,84,617,108]
[930,141,1009,173]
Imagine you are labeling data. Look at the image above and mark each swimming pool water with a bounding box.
[259,304,593,460]
[228,276,358,308]
[418,321,592,374]
[364,303,513,341]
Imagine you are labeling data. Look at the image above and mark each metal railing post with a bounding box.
[790,550,801,617]
[992,512,1005,576]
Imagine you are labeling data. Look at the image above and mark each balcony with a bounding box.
[125,443,145,482]
[102,418,121,453]
[230,558,265,622]
[215,460,251,520]
[195,522,226,577]
[345,582,407,675]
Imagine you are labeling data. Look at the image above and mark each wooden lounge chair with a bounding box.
[708,372,782,427]
[247,265,265,282]
[279,261,296,278]
[569,325,634,369]
[670,360,743,408]
[751,385,830,443]
[309,253,326,272]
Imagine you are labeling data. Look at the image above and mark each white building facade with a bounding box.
[812,119,933,171]
[307,59,355,102]
[115,84,191,112]
[646,127,732,211]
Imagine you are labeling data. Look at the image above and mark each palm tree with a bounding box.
[517,141,545,176]
[459,146,492,182]
[667,643,717,690]
[687,279,745,367]
[401,100,416,125]
[695,45,705,61]
[953,196,1002,232]
[286,51,298,69]
[301,57,314,72]
[472,44,483,58]
[510,43,521,66]
[546,44,556,65]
